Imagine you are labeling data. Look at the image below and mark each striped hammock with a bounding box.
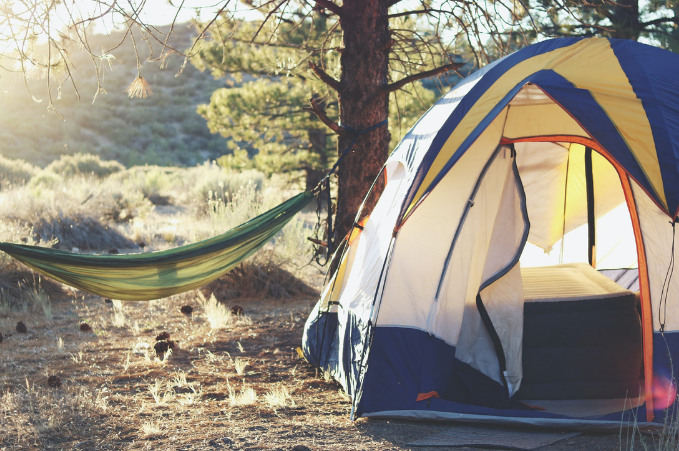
[0,192,314,301]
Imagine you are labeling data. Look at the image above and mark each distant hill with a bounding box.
[0,24,229,167]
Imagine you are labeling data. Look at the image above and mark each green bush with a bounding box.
[0,155,37,188]
[44,153,124,178]
[28,171,63,189]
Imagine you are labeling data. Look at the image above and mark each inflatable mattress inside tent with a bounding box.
[302,37,679,428]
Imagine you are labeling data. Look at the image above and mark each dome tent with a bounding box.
[302,37,679,428]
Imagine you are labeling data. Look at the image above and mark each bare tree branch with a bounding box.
[314,0,342,16]
[383,62,463,93]
[308,61,341,92]
[303,97,343,135]
[71,0,117,27]
[387,8,456,18]
[640,16,679,27]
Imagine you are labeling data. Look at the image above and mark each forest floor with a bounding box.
[0,291,635,451]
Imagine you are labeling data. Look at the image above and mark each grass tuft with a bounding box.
[139,420,163,437]
[227,381,257,407]
[263,386,295,410]
[234,357,248,376]
[200,292,233,330]
[111,300,126,328]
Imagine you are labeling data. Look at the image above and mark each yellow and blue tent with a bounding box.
[303,37,679,428]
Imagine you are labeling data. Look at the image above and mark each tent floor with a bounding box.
[522,391,645,418]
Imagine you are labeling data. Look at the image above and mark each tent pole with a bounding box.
[585,147,596,267]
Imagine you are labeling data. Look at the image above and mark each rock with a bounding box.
[71,247,80,253]
[180,305,193,316]
[47,375,62,388]
[79,323,93,332]
[16,321,27,334]
[220,437,234,445]
[0,331,3,343]
[230,305,244,316]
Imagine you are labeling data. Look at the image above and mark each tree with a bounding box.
[188,1,529,249]
[191,18,338,191]
[191,18,437,191]
[531,0,679,45]
[0,0,532,251]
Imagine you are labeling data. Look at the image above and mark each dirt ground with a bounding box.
[0,292,634,450]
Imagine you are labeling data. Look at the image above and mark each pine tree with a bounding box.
[530,0,678,45]
[189,4,496,247]
[192,18,438,191]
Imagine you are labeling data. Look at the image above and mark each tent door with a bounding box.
[431,144,530,400]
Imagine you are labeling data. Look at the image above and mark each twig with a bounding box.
[303,98,343,135]
[308,61,341,92]
[313,0,342,16]
[383,63,463,93]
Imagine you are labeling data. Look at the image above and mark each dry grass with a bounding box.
[111,300,126,328]
[227,380,258,407]
[264,385,296,410]
[201,254,317,301]
[0,291,362,450]
[234,357,248,375]
[0,289,629,450]
[200,292,234,329]
[139,420,163,437]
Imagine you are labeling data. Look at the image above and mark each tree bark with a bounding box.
[334,0,391,247]
[306,127,328,191]
[610,0,641,40]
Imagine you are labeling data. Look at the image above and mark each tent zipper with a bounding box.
[426,145,506,334]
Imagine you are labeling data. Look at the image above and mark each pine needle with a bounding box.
[124,76,153,99]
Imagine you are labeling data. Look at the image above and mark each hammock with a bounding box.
[0,191,314,301]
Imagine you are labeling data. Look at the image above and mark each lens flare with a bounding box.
[652,376,677,410]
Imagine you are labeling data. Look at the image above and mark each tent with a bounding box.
[302,37,679,428]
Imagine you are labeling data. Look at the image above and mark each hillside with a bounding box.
[0,25,229,167]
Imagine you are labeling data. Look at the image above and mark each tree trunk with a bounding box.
[304,167,325,191]
[610,0,641,39]
[306,126,329,191]
[334,0,391,247]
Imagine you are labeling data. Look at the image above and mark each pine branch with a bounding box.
[383,63,463,93]
[303,98,344,135]
[314,0,342,15]
[640,16,679,27]
[387,8,452,18]
[308,61,341,92]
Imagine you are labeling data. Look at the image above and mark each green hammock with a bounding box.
[0,191,314,301]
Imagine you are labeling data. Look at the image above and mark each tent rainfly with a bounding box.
[302,37,679,428]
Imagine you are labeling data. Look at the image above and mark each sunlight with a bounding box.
[520,203,638,269]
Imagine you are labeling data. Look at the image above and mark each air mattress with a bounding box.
[517,263,643,400]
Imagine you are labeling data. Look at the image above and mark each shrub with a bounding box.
[44,153,124,178]
[109,166,176,205]
[200,253,317,301]
[0,155,37,188]
[30,215,137,251]
[0,175,151,249]
[183,161,264,208]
